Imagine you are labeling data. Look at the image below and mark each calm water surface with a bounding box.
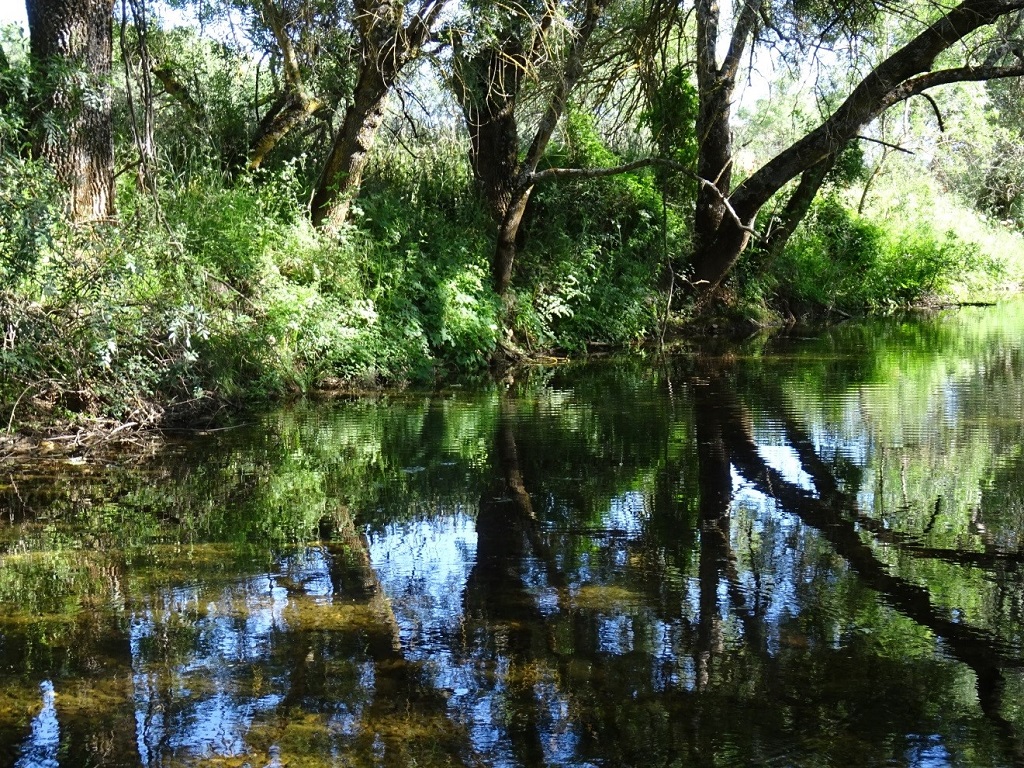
[3,303,1024,767]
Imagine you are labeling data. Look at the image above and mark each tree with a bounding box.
[309,0,450,232]
[689,0,1024,295]
[26,0,117,222]
[245,0,328,170]
[449,0,614,296]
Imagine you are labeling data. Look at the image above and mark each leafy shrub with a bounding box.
[513,110,671,349]
[862,226,981,308]
[771,194,985,313]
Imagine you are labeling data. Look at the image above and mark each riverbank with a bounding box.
[4,155,1022,450]
[5,293,1021,469]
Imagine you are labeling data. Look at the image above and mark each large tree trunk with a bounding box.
[458,43,526,224]
[310,68,391,232]
[688,0,760,291]
[456,0,611,297]
[455,42,528,294]
[27,0,116,222]
[692,0,736,284]
[309,0,448,232]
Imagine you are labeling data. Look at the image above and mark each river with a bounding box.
[2,302,1023,766]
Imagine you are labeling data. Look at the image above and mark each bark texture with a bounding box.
[310,67,391,231]
[27,0,116,222]
[452,39,529,294]
[456,41,527,225]
[310,0,447,232]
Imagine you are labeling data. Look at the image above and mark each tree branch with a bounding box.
[152,64,203,120]
[915,92,945,132]
[694,0,720,89]
[882,61,1024,110]
[261,0,303,89]
[520,0,612,175]
[528,158,757,234]
[722,0,761,81]
[528,0,559,66]
[729,0,1024,222]
[856,135,914,154]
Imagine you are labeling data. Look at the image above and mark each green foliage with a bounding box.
[641,65,698,202]
[0,28,56,287]
[825,142,867,189]
[351,137,501,375]
[930,80,1024,228]
[5,4,1024,431]
[0,26,31,141]
[0,127,506,426]
[138,27,258,175]
[0,157,61,287]
[515,110,671,350]
[770,194,986,312]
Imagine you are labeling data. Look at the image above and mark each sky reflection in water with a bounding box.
[2,303,1024,765]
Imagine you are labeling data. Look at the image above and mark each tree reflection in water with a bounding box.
[2,305,1024,765]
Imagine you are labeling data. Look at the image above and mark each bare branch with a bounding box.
[855,135,914,154]
[528,158,758,235]
[528,157,660,182]
[882,62,1024,110]
[915,92,945,132]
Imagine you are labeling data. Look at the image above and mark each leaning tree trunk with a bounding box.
[756,153,837,270]
[247,0,322,170]
[493,189,532,295]
[309,67,391,233]
[692,0,1024,295]
[27,0,116,222]
[248,89,321,170]
[309,0,448,232]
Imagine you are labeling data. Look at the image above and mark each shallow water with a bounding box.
[2,303,1024,766]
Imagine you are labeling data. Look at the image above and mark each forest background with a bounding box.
[2,0,1024,431]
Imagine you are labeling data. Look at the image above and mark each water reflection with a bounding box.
[16,681,59,768]
[1,303,1024,765]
